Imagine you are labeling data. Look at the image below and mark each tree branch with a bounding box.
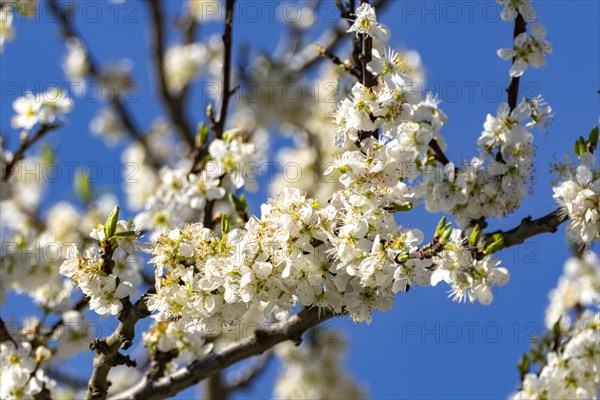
[491,208,568,249]
[507,13,527,111]
[109,307,336,400]
[46,0,161,169]
[212,0,236,140]
[86,290,154,400]
[2,123,61,181]
[146,0,195,147]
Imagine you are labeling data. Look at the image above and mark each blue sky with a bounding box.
[1,1,599,399]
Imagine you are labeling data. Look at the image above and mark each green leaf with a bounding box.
[112,231,136,238]
[553,316,562,337]
[588,125,599,149]
[483,233,504,254]
[469,224,482,247]
[392,203,413,212]
[74,169,93,204]
[228,193,248,215]
[196,123,210,148]
[104,206,120,241]
[220,214,229,235]
[440,227,453,244]
[574,137,586,157]
[436,216,447,238]
[517,354,530,378]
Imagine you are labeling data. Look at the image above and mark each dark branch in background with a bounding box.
[2,124,61,181]
[44,295,89,341]
[86,290,154,400]
[176,14,198,106]
[46,0,161,169]
[223,352,273,395]
[0,317,17,344]
[507,13,527,111]
[110,307,336,400]
[146,0,195,148]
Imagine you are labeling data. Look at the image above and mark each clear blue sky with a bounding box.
[1,1,599,399]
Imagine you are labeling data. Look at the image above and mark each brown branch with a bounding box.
[428,139,450,166]
[507,13,527,111]
[86,290,154,400]
[2,123,61,181]
[46,0,161,169]
[491,208,568,249]
[109,307,337,400]
[212,0,236,140]
[146,0,195,148]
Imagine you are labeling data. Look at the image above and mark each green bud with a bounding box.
[396,253,410,263]
[469,224,482,247]
[440,227,453,244]
[483,233,504,255]
[392,203,413,212]
[436,216,447,237]
[104,206,120,241]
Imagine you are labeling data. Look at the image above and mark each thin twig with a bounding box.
[2,123,61,181]
[507,13,527,111]
[146,0,195,147]
[46,0,161,169]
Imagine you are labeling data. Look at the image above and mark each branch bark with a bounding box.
[86,290,154,400]
[491,208,568,249]
[109,307,336,400]
[507,13,527,111]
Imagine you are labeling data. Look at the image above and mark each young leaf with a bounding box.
[483,233,504,254]
[469,224,482,246]
[104,206,120,240]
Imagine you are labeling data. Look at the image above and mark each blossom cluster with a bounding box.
[11,88,73,131]
[0,341,55,400]
[496,1,552,79]
[142,320,213,367]
[545,252,600,330]
[274,333,366,400]
[134,129,260,237]
[552,150,600,244]
[59,213,143,316]
[512,312,600,400]
[147,4,511,328]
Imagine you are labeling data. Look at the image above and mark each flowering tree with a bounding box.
[1,0,598,399]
